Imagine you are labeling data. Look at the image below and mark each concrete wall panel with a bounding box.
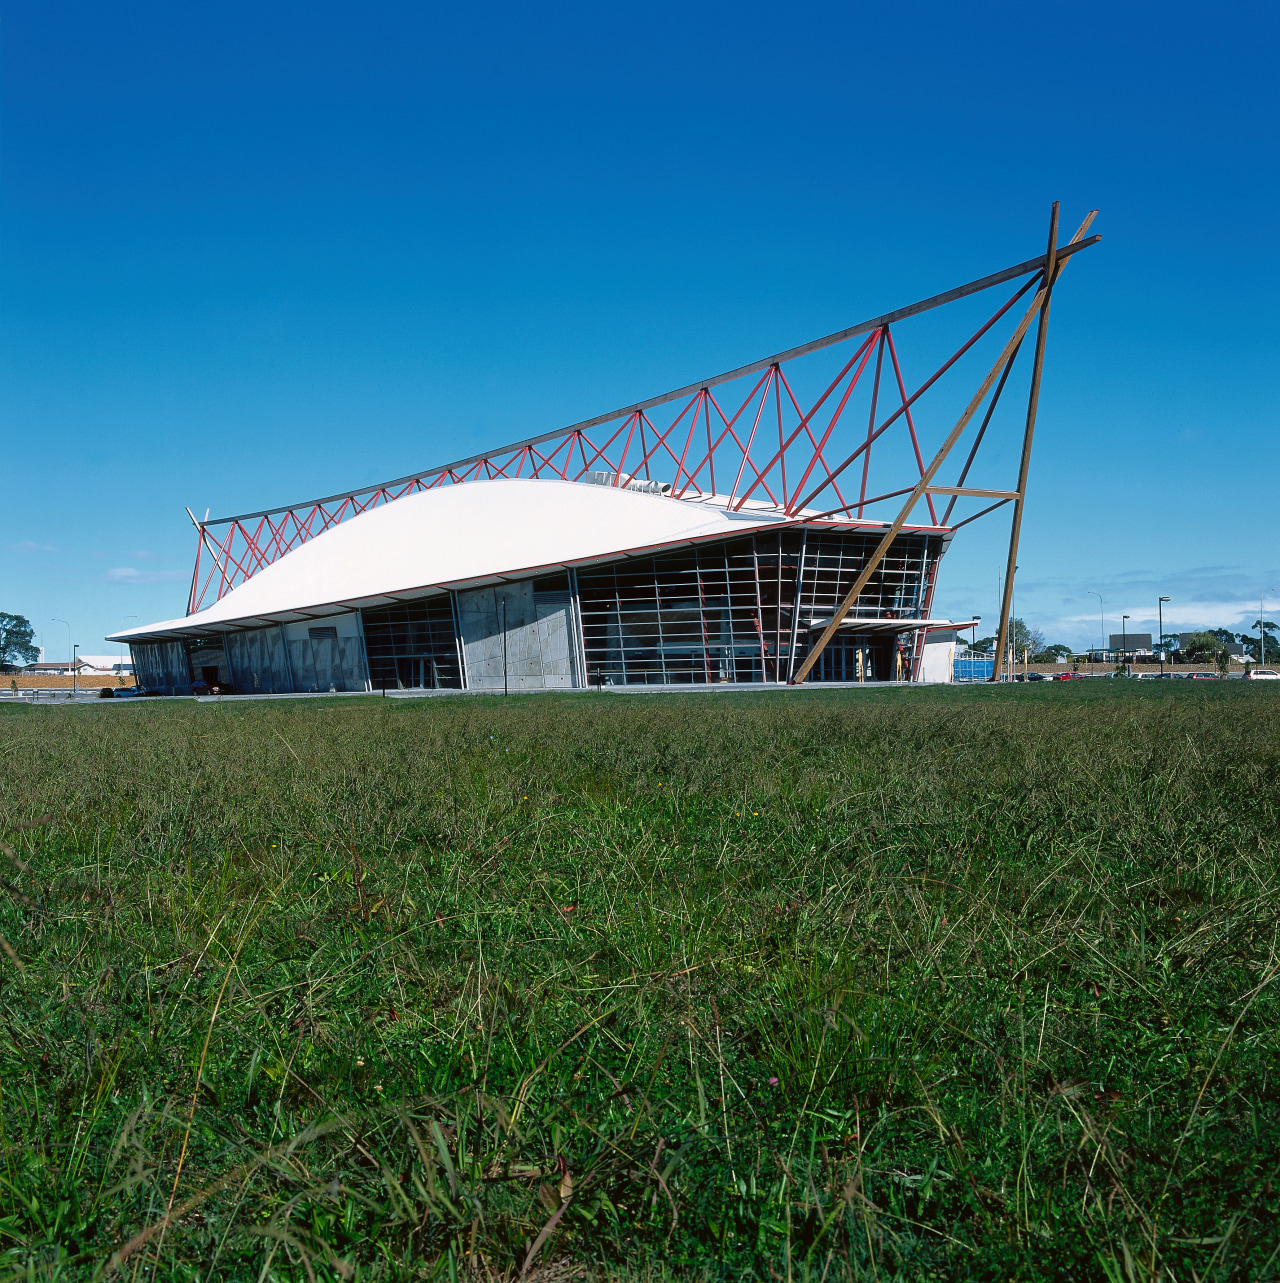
[226,628,293,694]
[458,583,578,690]
[130,641,190,696]
[286,637,368,692]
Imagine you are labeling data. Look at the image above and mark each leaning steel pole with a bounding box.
[989,202,1072,682]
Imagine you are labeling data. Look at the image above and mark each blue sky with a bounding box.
[2,1,1276,659]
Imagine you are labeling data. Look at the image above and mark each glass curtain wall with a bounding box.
[576,528,939,685]
[362,595,463,690]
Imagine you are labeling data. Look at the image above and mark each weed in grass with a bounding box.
[0,683,1278,1279]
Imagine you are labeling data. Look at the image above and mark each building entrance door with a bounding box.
[393,656,441,689]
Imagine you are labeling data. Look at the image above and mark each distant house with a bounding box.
[23,656,133,676]
[77,654,135,675]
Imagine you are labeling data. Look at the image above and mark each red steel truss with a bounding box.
[186,225,1099,616]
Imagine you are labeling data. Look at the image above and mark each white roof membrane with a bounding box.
[110,478,944,642]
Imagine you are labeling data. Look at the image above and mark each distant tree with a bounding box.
[967,621,1045,658]
[1242,621,1280,664]
[1178,631,1221,663]
[1009,618,1046,657]
[0,614,39,666]
[1032,643,1072,662]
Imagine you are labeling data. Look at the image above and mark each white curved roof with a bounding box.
[113,478,845,640]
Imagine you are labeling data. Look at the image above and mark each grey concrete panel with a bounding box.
[131,641,191,696]
[534,593,574,689]
[458,583,579,690]
[286,638,367,692]
[226,628,293,694]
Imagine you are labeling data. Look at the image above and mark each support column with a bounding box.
[990,203,1059,681]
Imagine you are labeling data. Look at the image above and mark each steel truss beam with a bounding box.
[186,224,1099,614]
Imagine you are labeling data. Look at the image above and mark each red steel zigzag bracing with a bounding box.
[187,222,1099,620]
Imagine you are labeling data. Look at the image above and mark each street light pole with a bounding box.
[1122,615,1129,676]
[996,573,1002,679]
[1013,565,1019,681]
[120,616,137,678]
[72,643,79,697]
[1159,597,1170,676]
[1088,592,1103,670]
[52,619,70,692]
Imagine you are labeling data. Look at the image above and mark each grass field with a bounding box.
[1,683,1279,1281]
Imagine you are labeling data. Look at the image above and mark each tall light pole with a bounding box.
[120,616,137,678]
[1159,597,1170,677]
[1261,590,1277,667]
[996,573,1002,677]
[1122,614,1129,675]
[52,619,70,687]
[72,643,79,697]
[1012,565,1019,680]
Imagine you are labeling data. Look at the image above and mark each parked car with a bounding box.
[1243,668,1280,680]
[1191,673,1218,680]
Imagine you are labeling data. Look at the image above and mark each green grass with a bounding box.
[1,682,1280,1281]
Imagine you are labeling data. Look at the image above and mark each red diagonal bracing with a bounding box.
[857,332,887,518]
[731,330,879,513]
[789,273,1039,516]
[777,341,880,515]
[706,381,782,506]
[675,377,781,500]
[727,367,780,507]
[886,328,938,526]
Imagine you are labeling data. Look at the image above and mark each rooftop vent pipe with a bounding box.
[580,471,672,495]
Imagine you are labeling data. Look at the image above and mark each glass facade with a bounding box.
[362,595,463,690]
[576,527,940,685]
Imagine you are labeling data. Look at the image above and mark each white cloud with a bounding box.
[105,567,185,585]
[8,540,56,553]
[941,561,1280,650]
[1060,601,1271,630]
